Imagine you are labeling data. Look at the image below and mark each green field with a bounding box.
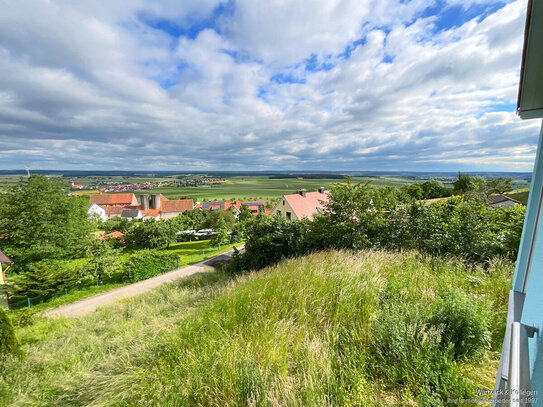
[1,173,531,203]
[79,176,417,202]
[2,250,508,406]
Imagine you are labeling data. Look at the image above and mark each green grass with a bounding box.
[1,250,511,406]
[507,188,530,205]
[9,240,240,314]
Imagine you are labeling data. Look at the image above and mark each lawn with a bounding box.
[1,250,510,406]
[8,240,240,314]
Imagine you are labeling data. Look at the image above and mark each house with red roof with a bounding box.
[200,200,268,216]
[271,188,329,221]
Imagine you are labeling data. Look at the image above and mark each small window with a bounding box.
[283,199,285,205]
[277,210,282,216]
[286,212,291,220]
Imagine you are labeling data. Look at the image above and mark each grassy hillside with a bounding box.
[1,251,510,406]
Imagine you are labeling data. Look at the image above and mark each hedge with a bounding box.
[0,308,24,359]
[124,250,181,283]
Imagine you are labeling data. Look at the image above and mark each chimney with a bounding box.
[140,194,149,210]
[151,194,160,210]
[318,187,325,194]
[299,189,306,197]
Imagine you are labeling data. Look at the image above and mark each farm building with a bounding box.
[121,208,142,220]
[88,193,193,221]
[271,188,329,221]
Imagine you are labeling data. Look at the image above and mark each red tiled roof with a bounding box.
[162,199,194,213]
[284,190,330,221]
[90,193,136,205]
[107,231,124,238]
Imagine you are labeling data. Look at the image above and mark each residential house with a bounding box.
[271,188,329,221]
[200,200,268,216]
[493,2,543,401]
[488,194,522,209]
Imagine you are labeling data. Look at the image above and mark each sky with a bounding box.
[0,0,539,172]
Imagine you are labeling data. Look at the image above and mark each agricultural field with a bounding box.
[70,175,418,203]
[0,173,531,203]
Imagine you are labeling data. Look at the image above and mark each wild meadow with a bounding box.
[1,250,511,406]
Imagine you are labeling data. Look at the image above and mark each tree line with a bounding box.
[229,177,525,273]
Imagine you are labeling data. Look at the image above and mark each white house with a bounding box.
[88,203,106,222]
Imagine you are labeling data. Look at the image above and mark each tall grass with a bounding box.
[0,250,511,406]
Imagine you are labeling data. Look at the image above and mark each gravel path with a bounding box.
[45,245,244,318]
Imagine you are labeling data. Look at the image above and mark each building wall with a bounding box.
[161,212,182,220]
[491,201,518,210]
[271,197,298,220]
[88,204,106,222]
[512,123,543,391]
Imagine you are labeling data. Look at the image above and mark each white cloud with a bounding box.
[0,0,537,171]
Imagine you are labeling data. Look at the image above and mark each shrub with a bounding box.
[0,308,24,359]
[10,308,37,328]
[125,219,176,249]
[227,216,309,273]
[430,291,490,360]
[8,259,85,299]
[370,302,472,404]
[124,250,180,282]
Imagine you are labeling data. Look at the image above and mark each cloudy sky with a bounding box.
[0,0,539,171]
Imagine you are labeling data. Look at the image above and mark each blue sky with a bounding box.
[0,0,538,171]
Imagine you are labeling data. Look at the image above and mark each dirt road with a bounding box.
[45,245,243,318]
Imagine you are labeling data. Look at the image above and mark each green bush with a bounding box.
[0,308,24,359]
[228,215,309,273]
[10,308,37,328]
[8,259,85,299]
[430,291,490,360]
[370,302,473,404]
[124,250,180,282]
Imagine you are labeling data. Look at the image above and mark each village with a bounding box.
[69,175,225,192]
